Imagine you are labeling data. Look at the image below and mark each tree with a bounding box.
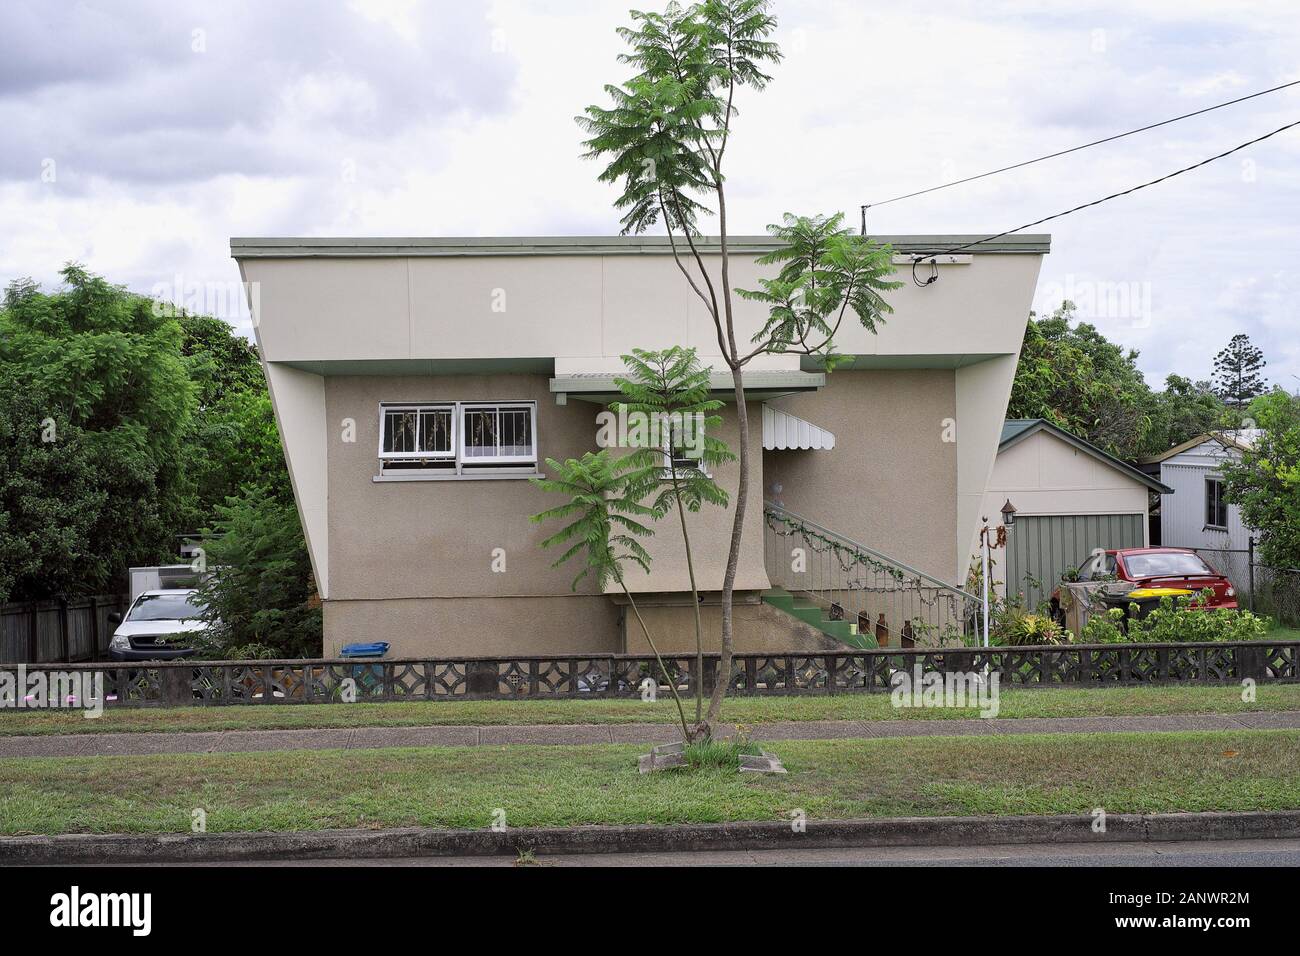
[580,4,899,730]
[614,346,734,728]
[0,368,103,603]
[0,265,195,595]
[193,489,321,659]
[1147,374,1231,453]
[1213,333,1267,411]
[530,451,693,741]
[1221,389,1300,568]
[1008,302,1156,459]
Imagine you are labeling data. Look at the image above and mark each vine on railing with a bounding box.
[763,506,980,645]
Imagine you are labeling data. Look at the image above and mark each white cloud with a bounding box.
[2,0,1298,388]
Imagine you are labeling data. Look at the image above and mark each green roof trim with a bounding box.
[1000,418,1174,495]
[231,234,1050,259]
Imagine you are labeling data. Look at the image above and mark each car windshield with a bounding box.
[1123,552,1215,579]
[127,594,205,622]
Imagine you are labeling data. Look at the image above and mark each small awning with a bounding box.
[763,405,835,450]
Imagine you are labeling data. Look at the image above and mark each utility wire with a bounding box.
[908,117,1300,284]
[862,78,1300,223]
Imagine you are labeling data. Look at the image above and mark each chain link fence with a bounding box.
[1185,544,1300,627]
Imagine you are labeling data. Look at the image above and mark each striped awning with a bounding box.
[762,405,835,450]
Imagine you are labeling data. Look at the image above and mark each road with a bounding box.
[173,838,1300,867]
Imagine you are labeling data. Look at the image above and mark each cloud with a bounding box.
[1,0,1297,389]
[0,0,517,186]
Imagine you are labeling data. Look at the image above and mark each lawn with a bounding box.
[2,683,1297,737]
[0,730,1295,836]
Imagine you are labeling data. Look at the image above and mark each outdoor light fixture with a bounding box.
[1000,499,1017,527]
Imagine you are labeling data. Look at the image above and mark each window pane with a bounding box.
[463,408,498,458]
[499,407,532,457]
[383,410,418,454]
[419,409,452,454]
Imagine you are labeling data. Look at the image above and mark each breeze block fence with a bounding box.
[4,640,1297,708]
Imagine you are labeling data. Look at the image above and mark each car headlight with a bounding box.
[110,635,130,649]
[1225,587,1235,598]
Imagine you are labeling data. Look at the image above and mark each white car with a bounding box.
[108,589,211,662]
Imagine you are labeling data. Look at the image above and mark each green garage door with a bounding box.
[1005,514,1146,609]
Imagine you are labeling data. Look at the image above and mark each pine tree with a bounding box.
[1212,333,1267,411]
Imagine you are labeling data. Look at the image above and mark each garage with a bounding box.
[982,420,1172,609]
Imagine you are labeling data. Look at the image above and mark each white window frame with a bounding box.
[657,427,711,480]
[459,402,538,466]
[377,404,456,462]
[377,400,538,479]
[1204,476,1228,531]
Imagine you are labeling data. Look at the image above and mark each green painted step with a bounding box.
[762,588,877,650]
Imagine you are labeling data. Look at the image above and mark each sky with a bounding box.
[2,0,1297,391]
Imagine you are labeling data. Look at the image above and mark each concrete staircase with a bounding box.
[761,587,877,650]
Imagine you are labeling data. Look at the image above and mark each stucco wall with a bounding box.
[612,399,770,595]
[323,594,620,657]
[626,598,842,655]
[324,373,607,602]
[982,430,1150,523]
[762,369,958,582]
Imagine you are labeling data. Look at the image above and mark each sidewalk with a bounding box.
[2,710,1297,758]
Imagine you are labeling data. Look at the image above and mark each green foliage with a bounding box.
[1146,374,1231,452]
[1212,333,1267,410]
[992,609,1067,646]
[1081,591,1271,644]
[193,490,321,659]
[683,736,761,770]
[737,213,901,366]
[0,265,195,599]
[530,452,657,591]
[0,368,104,603]
[577,0,780,236]
[1221,389,1300,568]
[1009,302,1155,459]
[613,346,733,512]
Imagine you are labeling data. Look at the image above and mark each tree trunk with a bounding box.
[619,578,693,742]
[670,470,706,728]
[705,373,749,726]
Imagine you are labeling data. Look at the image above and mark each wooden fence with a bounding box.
[2,640,1295,708]
[0,595,128,664]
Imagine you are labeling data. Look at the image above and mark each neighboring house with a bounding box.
[1142,431,1261,584]
[982,419,1172,608]
[232,235,1047,657]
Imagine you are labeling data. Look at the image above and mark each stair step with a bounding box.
[761,588,878,650]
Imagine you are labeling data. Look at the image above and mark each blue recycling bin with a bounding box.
[340,642,390,696]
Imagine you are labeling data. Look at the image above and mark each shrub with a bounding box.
[992,609,1067,646]
[1081,590,1271,643]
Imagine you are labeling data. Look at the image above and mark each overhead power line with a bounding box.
[906,117,1300,285]
[861,77,1300,223]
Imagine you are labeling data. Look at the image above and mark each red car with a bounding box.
[1051,547,1238,619]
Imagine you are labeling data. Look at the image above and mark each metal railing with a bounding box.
[1,641,1294,708]
[763,502,982,646]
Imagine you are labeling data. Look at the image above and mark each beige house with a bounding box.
[983,419,1172,607]
[231,235,1048,657]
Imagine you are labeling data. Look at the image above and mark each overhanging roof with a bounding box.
[550,369,824,403]
[1139,429,1260,465]
[231,234,1051,259]
[1000,419,1173,494]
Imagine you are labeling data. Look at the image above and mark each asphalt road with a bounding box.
[169,838,1300,867]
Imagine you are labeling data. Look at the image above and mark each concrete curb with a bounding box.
[5,811,1299,864]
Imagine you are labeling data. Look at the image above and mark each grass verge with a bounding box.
[0,730,1296,835]
[1,683,1297,737]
